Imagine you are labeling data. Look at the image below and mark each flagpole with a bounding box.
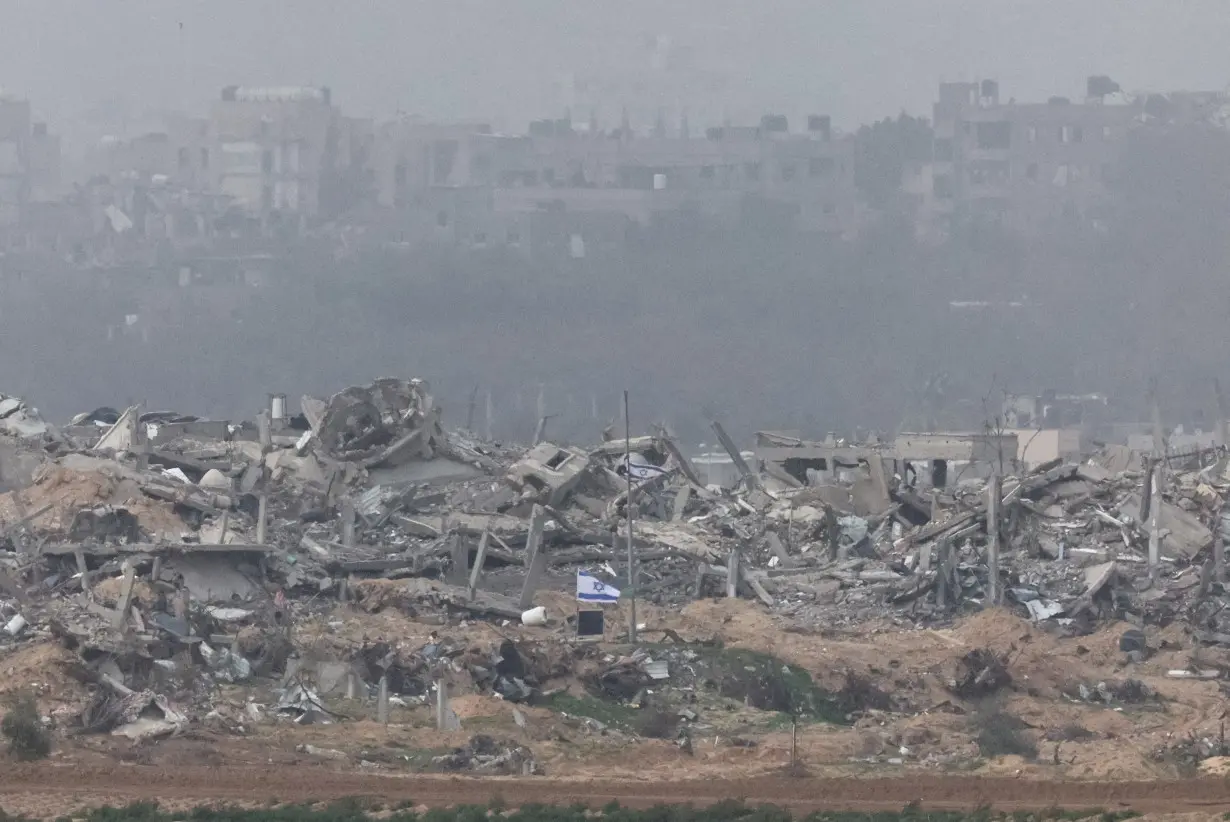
[624,389,636,643]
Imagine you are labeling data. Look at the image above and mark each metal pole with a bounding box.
[987,473,1000,606]
[624,389,636,643]
[466,385,479,432]
[1148,460,1162,576]
[1148,379,1166,582]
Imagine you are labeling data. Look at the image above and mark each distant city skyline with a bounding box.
[2,0,1229,149]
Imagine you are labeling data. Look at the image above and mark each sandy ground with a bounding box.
[3,589,1230,815]
[0,465,189,540]
[16,599,1230,783]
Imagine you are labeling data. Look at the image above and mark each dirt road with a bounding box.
[1,765,1230,817]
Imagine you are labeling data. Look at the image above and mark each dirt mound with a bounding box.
[951,607,1041,648]
[0,466,187,540]
[449,693,507,719]
[678,598,780,645]
[92,577,160,609]
[0,642,92,718]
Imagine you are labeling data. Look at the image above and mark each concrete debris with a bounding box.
[506,443,590,506]
[303,377,445,468]
[9,375,1230,773]
[949,649,1012,698]
[199,641,253,682]
[0,394,49,439]
[431,734,536,774]
[1069,678,1157,704]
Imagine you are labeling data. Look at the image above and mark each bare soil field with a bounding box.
[1,766,1230,819]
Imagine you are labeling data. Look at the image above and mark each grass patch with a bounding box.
[544,693,641,730]
[1,691,50,761]
[706,648,849,724]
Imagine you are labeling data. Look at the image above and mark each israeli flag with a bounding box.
[577,571,621,603]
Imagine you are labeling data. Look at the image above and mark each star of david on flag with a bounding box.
[576,570,621,603]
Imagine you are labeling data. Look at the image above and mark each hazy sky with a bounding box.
[2,0,1228,137]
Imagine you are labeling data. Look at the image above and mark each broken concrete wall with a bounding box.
[506,443,590,506]
[1004,428,1084,469]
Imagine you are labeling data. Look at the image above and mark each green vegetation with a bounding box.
[0,691,50,761]
[706,648,851,724]
[544,692,642,730]
[548,646,857,734]
[0,800,1140,822]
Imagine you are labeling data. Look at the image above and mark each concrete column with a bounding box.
[450,533,468,586]
[113,563,136,631]
[726,549,740,598]
[435,679,449,730]
[256,494,268,545]
[517,506,548,611]
[377,674,389,726]
[340,499,356,549]
[672,485,691,522]
[133,405,149,471]
[173,588,189,620]
[257,410,272,451]
[936,539,950,608]
[710,421,757,489]
[468,529,490,599]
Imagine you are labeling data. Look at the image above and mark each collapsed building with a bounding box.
[0,377,1227,775]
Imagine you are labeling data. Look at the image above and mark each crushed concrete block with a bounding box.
[506,442,590,507]
[199,468,232,491]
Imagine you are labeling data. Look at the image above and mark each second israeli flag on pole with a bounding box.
[577,571,621,603]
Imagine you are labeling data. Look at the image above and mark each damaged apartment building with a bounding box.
[0,92,61,250]
[73,86,373,247]
[212,85,373,226]
[369,113,859,256]
[921,77,1230,238]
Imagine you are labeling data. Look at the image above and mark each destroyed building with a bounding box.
[0,373,1227,780]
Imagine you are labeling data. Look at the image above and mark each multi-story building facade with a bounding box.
[927,79,1230,238]
[0,94,60,236]
[930,79,1144,235]
[166,115,215,192]
[210,86,339,219]
[371,114,858,254]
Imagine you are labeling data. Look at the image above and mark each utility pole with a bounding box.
[987,473,1001,605]
[1148,380,1166,581]
[466,385,479,432]
[624,390,636,643]
[1215,378,1229,451]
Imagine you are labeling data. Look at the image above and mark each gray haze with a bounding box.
[3,1,1229,133]
[2,2,1230,444]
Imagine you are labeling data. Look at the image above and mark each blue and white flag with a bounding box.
[577,571,621,603]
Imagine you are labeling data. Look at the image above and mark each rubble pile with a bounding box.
[0,378,761,742]
[751,445,1230,642]
[1,376,1230,775]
